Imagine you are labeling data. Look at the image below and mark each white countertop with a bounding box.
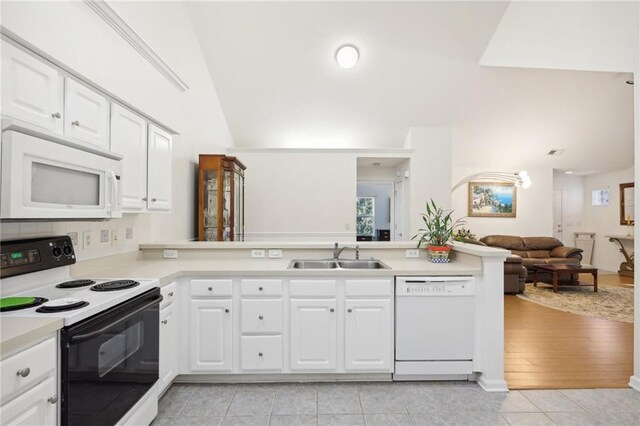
[0,317,63,357]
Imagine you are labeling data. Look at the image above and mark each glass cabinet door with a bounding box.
[234,171,244,241]
[222,170,232,241]
[203,168,218,241]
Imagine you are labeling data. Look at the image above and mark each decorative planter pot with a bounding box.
[427,245,451,263]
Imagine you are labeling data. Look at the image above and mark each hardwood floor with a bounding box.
[504,273,634,390]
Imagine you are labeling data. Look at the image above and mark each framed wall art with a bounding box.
[468,182,517,218]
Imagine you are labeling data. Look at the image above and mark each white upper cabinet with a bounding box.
[110,104,148,211]
[1,41,63,133]
[147,124,172,211]
[64,78,109,149]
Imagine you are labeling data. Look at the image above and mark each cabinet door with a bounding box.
[344,299,392,371]
[0,376,56,426]
[289,299,337,370]
[190,299,232,371]
[64,78,110,148]
[1,41,63,133]
[159,304,178,393]
[147,124,172,211]
[110,104,148,211]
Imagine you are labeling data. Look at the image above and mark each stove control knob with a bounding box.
[52,247,62,258]
[63,246,73,256]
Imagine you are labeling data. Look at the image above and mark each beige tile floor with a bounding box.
[151,382,640,425]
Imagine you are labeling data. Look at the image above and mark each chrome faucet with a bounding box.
[333,243,360,260]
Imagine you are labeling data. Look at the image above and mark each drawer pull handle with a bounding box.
[208,287,213,291]
[258,352,263,357]
[51,112,61,119]
[225,309,230,313]
[347,308,353,313]
[48,394,58,404]
[162,319,168,325]
[71,120,80,126]
[258,286,264,291]
[259,315,264,320]
[168,292,174,297]
[16,368,30,378]
[330,308,334,313]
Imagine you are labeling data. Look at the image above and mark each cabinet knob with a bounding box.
[330,308,334,313]
[258,352,263,357]
[258,286,264,291]
[168,292,174,297]
[225,309,230,313]
[208,287,213,291]
[16,368,30,378]
[162,319,168,325]
[142,197,148,201]
[151,198,157,202]
[347,308,353,313]
[71,120,80,127]
[51,112,61,119]
[48,394,59,404]
[259,315,264,320]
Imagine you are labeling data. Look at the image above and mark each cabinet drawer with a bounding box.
[160,282,177,309]
[241,299,283,333]
[241,279,282,296]
[345,279,392,297]
[191,279,233,297]
[290,280,336,297]
[1,337,56,404]
[240,335,283,370]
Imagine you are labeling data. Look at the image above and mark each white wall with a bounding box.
[451,168,553,239]
[553,171,586,247]
[581,167,635,272]
[481,2,639,73]
[0,1,233,259]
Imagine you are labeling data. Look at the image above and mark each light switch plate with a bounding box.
[111,229,120,247]
[83,231,92,249]
[126,228,133,240]
[268,249,283,258]
[251,249,266,258]
[164,249,178,259]
[100,230,109,243]
[406,249,420,258]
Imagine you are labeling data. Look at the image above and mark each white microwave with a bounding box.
[1,123,122,220]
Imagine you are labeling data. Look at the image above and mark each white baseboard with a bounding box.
[630,375,640,392]
[477,375,509,392]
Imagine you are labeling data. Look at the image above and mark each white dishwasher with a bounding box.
[394,276,475,380]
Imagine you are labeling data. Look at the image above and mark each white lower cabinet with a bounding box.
[344,299,392,371]
[0,376,56,426]
[190,299,233,371]
[240,336,283,370]
[289,299,337,370]
[159,303,178,393]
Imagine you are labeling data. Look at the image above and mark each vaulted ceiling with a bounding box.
[187,1,636,173]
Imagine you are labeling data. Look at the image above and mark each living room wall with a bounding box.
[451,167,554,240]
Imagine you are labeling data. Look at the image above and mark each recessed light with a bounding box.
[565,171,573,174]
[336,45,359,69]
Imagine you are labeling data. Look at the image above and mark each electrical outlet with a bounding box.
[251,249,266,258]
[67,232,78,246]
[406,249,420,258]
[111,229,120,246]
[163,249,178,259]
[268,249,283,258]
[345,222,351,230]
[126,228,133,240]
[83,231,92,249]
[100,229,109,243]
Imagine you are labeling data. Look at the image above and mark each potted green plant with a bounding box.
[413,199,465,263]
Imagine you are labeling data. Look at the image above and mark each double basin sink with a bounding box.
[288,259,390,270]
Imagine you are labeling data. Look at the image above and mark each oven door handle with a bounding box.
[69,294,163,344]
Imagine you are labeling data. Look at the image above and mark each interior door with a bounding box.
[147,124,172,211]
[394,180,404,241]
[553,188,563,241]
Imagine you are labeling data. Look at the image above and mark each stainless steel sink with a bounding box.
[288,259,390,270]
[337,260,390,269]
[289,260,338,269]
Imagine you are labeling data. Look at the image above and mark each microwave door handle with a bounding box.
[69,294,163,344]
[107,170,117,212]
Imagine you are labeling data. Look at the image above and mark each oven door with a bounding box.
[0,130,122,220]
[60,288,162,426]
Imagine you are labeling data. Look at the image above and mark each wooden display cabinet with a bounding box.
[197,155,246,241]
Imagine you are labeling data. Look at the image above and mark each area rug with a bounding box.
[517,284,634,323]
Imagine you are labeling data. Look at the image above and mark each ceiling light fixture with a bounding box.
[336,45,359,69]
[565,171,574,174]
